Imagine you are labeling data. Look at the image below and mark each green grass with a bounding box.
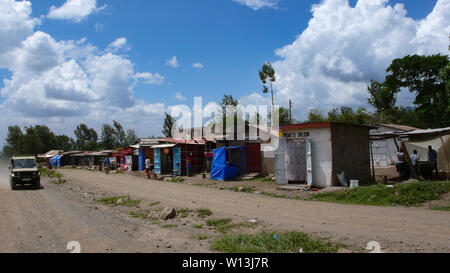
[429,206,450,211]
[193,224,204,229]
[39,168,63,179]
[162,224,178,228]
[212,231,340,253]
[308,181,450,207]
[206,218,232,227]
[177,208,193,218]
[206,218,257,234]
[260,191,287,199]
[196,235,209,241]
[97,195,141,207]
[129,210,146,219]
[170,177,185,183]
[196,208,213,217]
[149,201,161,206]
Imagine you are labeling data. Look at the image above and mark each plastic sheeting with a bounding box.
[405,135,450,173]
[50,155,62,168]
[210,147,243,181]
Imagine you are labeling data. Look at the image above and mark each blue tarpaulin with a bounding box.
[210,146,245,181]
[50,155,61,168]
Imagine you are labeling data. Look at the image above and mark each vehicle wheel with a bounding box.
[10,182,17,191]
[34,181,41,190]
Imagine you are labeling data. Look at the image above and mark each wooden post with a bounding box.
[440,136,449,181]
[401,142,418,180]
[370,141,376,182]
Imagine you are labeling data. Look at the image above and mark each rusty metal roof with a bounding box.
[376,123,419,132]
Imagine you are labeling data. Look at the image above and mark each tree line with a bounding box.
[304,53,449,128]
[2,121,139,157]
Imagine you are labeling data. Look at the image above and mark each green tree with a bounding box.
[113,120,126,147]
[162,112,176,138]
[100,124,117,149]
[306,107,372,125]
[259,62,276,108]
[2,126,24,156]
[384,54,449,128]
[367,79,396,112]
[55,135,75,152]
[74,124,98,151]
[217,94,245,138]
[125,129,139,146]
[306,108,327,123]
[279,107,293,126]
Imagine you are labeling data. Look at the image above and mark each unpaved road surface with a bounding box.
[0,168,209,253]
[1,168,449,253]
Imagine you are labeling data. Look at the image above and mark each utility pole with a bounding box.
[289,100,292,124]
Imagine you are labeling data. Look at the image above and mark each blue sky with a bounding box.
[0,0,448,140]
[26,0,437,106]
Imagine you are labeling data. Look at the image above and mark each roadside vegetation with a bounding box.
[162,224,177,228]
[212,231,340,253]
[40,168,66,184]
[196,208,213,217]
[206,218,258,234]
[97,195,141,207]
[308,181,450,207]
[429,206,450,211]
[40,168,63,179]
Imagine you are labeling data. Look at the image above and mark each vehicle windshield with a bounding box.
[13,159,37,169]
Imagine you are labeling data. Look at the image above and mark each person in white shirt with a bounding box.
[145,158,151,179]
[410,150,420,178]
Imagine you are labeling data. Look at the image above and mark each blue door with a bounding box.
[173,147,181,175]
[154,149,161,174]
[138,149,145,171]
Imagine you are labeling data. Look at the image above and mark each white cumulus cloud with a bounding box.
[193,62,204,69]
[134,72,165,85]
[0,0,40,67]
[174,92,187,101]
[0,0,167,141]
[232,0,278,10]
[272,0,450,119]
[107,37,129,52]
[166,56,179,68]
[47,0,105,23]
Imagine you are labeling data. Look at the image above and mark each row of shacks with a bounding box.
[38,122,450,187]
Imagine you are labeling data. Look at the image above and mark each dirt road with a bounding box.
[1,168,449,253]
[0,168,209,253]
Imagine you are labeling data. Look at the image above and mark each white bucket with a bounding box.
[350,180,359,189]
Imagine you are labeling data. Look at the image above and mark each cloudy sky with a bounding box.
[0,0,449,143]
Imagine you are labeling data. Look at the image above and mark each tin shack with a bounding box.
[278,122,373,187]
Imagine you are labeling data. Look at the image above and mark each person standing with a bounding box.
[428,146,438,179]
[145,158,151,179]
[410,150,420,178]
[104,155,110,174]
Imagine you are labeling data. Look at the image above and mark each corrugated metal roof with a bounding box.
[376,123,419,132]
[152,144,177,149]
[401,127,450,136]
[282,122,376,131]
[282,122,331,130]
[59,151,82,156]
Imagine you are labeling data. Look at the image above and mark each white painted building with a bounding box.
[277,123,372,188]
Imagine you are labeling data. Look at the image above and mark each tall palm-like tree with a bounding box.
[259,62,276,108]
